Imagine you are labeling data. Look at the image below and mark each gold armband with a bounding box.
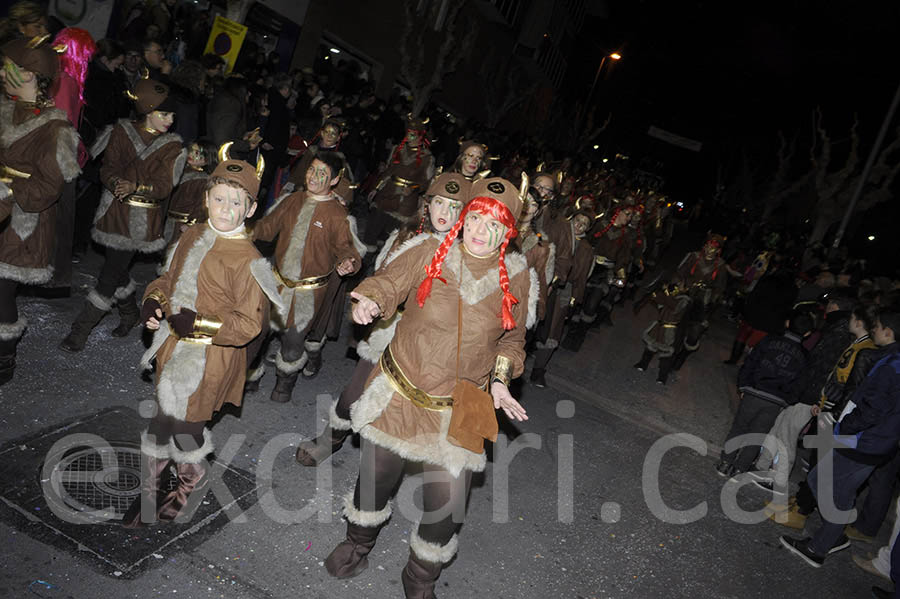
[135,183,153,195]
[193,314,223,337]
[493,355,513,388]
[145,289,169,309]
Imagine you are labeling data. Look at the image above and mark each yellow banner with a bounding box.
[203,15,248,74]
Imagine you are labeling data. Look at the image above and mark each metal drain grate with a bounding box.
[48,444,176,519]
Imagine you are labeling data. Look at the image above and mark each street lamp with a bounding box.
[579,52,621,137]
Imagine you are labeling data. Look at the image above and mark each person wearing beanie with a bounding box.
[60,77,186,352]
[122,152,284,528]
[363,114,435,249]
[0,36,81,385]
[293,171,472,466]
[323,176,537,598]
[252,151,362,403]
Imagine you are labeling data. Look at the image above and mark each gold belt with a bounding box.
[167,210,197,225]
[125,195,162,208]
[169,331,212,345]
[391,176,419,189]
[274,266,333,289]
[380,345,453,411]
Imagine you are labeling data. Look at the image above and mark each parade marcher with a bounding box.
[285,117,352,193]
[449,139,489,180]
[514,186,554,325]
[164,140,215,247]
[60,78,186,352]
[252,151,361,403]
[0,36,81,385]
[324,176,536,598]
[561,204,635,351]
[666,233,729,374]
[293,172,472,466]
[633,277,694,384]
[122,152,283,528]
[363,114,435,248]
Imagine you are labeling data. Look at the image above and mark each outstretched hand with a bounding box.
[350,291,381,324]
[491,381,528,422]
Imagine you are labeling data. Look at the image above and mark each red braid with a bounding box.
[416,196,520,330]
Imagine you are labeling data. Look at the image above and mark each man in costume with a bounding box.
[0,35,81,384]
[60,77,186,351]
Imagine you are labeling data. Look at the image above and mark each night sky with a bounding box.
[566,1,900,268]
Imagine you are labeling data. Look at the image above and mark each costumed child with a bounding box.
[165,139,216,246]
[121,149,284,527]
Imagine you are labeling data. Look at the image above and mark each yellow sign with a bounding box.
[203,15,248,74]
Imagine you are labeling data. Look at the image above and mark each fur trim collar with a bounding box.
[0,316,26,340]
[442,244,528,307]
[0,99,69,148]
[342,490,392,527]
[279,197,316,280]
[250,257,288,323]
[119,119,183,160]
[525,267,539,330]
[179,169,208,184]
[89,123,114,157]
[169,226,216,312]
[410,530,458,564]
[383,232,436,268]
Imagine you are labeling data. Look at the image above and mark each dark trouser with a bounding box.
[362,209,401,247]
[807,449,877,556]
[97,248,136,297]
[0,278,19,354]
[146,412,207,454]
[854,449,900,537]
[334,358,378,421]
[719,393,783,473]
[355,439,472,547]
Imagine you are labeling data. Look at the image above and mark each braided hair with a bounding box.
[416,196,520,330]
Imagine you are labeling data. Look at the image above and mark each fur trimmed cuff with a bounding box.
[86,289,115,312]
[330,399,352,431]
[0,316,27,341]
[114,279,138,300]
[275,349,307,374]
[535,339,559,350]
[141,430,171,459]
[304,339,324,353]
[169,428,213,464]
[342,490,392,527]
[410,530,458,564]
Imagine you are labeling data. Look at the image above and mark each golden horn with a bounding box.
[535,161,545,173]
[433,165,444,178]
[52,43,68,55]
[256,153,265,180]
[519,172,529,201]
[124,89,139,101]
[475,169,491,181]
[421,117,429,125]
[557,171,564,185]
[140,67,150,80]
[26,34,51,49]
[458,136,464,146]
[217,141,233,163]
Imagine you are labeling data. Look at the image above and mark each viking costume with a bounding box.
[122,156,283,528]
[253,175,362,403]
[561,205,634,351]
[285,119,354,193]
[514,212,554,323]
[529,205,581,387]
[450,139,491,181]
[363,115,435,247]
[60,78,186,351]
[633,282,693,384]
[165,163,209,246]
[294,172,473,466]
[0,37,81,385]
[323,177,537,598]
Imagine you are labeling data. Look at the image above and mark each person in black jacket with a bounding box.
[206,76,261,160]
[791,292,856,404]
[724,265,798,364]
[715,310,813,477]
[781,307,900,568]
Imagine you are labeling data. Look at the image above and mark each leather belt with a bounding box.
[169,331,212,345]
[380,344,453,411]
[167,210,197,225]
[274,266,333,290]
[125,195,163,208]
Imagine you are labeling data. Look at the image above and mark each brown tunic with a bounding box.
[349,237,536,476]
[286,145,352,190]
[165,169,208,245]
[0,100,80,284]
[92,119,186,253]
[569,237,596,306]
[515,229,554,322]
[142,223,279,422]
[253,190,361,332]
[641,287,692,357]
[372,148,434,220]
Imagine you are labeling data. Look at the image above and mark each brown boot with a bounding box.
[60,293,110,352]
[325,492,391,578]
[122,434,172,528]
[271,350,305,403]
[111,294,140,337]
[295,428,351,466]
[401,551,444,599]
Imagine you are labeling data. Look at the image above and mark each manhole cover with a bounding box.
[45,443,176,521]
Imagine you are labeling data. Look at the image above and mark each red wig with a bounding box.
[392,129,430,167]
[416,196,520,330]
[53,28,96,106]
